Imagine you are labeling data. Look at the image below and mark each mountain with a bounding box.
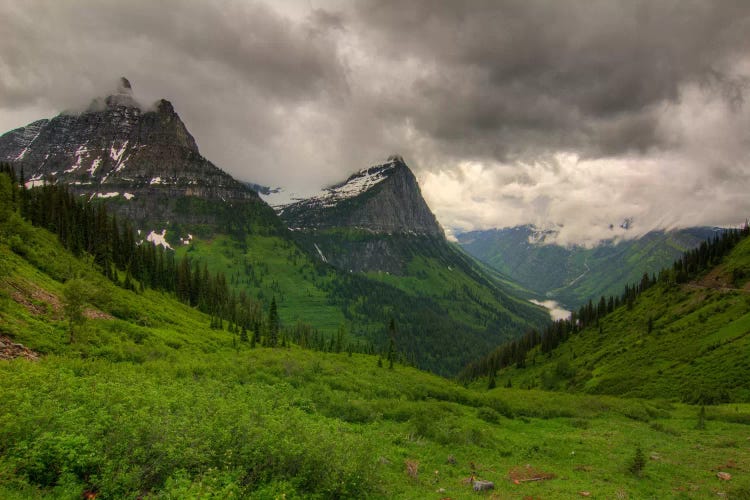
[457,225,718,309]
[0,77,275,235]
[269,156,446,274]
[0,83,547,375]
[462,227,750,403]
[280,155,443,237]
[260,158,550,373]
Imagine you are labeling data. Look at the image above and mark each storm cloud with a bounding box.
[1,0,749,244]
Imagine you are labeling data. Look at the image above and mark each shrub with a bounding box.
[477,406,501,424]
[628,445,646,477]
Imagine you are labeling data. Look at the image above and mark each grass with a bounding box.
[1,211,749,498]
[1,347,749,498]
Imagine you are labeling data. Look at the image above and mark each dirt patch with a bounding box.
[84,308,113,320]
[4,279,112,320]
[4,279,62,319]
[0,335,39,361]
[508,464,556,484]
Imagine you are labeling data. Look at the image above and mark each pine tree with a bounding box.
[62,278,88,344]
[387,318,396,369]
[628,445,646,477]
[696,405,707,430]
[268,297,279,347]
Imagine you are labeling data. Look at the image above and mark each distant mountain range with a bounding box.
[457,225,719,309]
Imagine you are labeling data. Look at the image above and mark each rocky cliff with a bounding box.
[0,78,269,232]
[278,156,444,238]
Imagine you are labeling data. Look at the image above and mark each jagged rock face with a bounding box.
[280,157,444,238]
[274,157,446,274]
[0,79,260,228]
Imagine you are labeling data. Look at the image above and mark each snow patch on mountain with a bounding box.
[262,159,398,211]
[88,158,102,176]
[313,243,328,263]
[146,229,172,249]
[109,141,128,163]
[25,175,47,189]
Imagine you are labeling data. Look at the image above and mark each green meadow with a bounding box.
[1,202,749,498]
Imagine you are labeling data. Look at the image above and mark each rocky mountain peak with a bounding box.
[0,83,260,229]
[88,76,141,110]
[118,76,133,94]
[277,157,444,238]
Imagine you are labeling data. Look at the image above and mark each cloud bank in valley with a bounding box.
[1,0,749,245]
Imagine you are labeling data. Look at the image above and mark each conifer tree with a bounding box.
[386,318,396,369]
[268,297,279,347]
[62,278,88,344]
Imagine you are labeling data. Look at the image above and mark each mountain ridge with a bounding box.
[0,82,549,375]
[457,224,719,308]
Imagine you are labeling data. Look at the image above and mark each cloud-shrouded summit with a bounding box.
[2,0,749,245]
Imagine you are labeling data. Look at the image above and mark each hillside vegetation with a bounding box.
[1,164,546,376]
[2,171,750,498]
[466,231,750,404]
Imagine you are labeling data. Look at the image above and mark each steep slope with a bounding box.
[470,233,750,403]
[457,225,717,308]
[0,78,275,234]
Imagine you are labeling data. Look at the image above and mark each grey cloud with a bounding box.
[351,0,750,161]
[1,0,750,244]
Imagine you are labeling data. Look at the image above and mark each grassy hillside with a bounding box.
[482,236,750,404]
[458,227,715,308]
[1,215,750,498]
[174,234,347,332]
[290,229,549,373]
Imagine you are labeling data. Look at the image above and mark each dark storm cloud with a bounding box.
[1,1,346,106]
[351,0,750,161]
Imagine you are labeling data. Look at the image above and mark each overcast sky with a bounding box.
[2,0,749,245]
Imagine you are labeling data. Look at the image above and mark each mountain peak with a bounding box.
[386,153,405,164]
[118,77,133,95]
[0,85,258,228]
[277,157,444,238]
